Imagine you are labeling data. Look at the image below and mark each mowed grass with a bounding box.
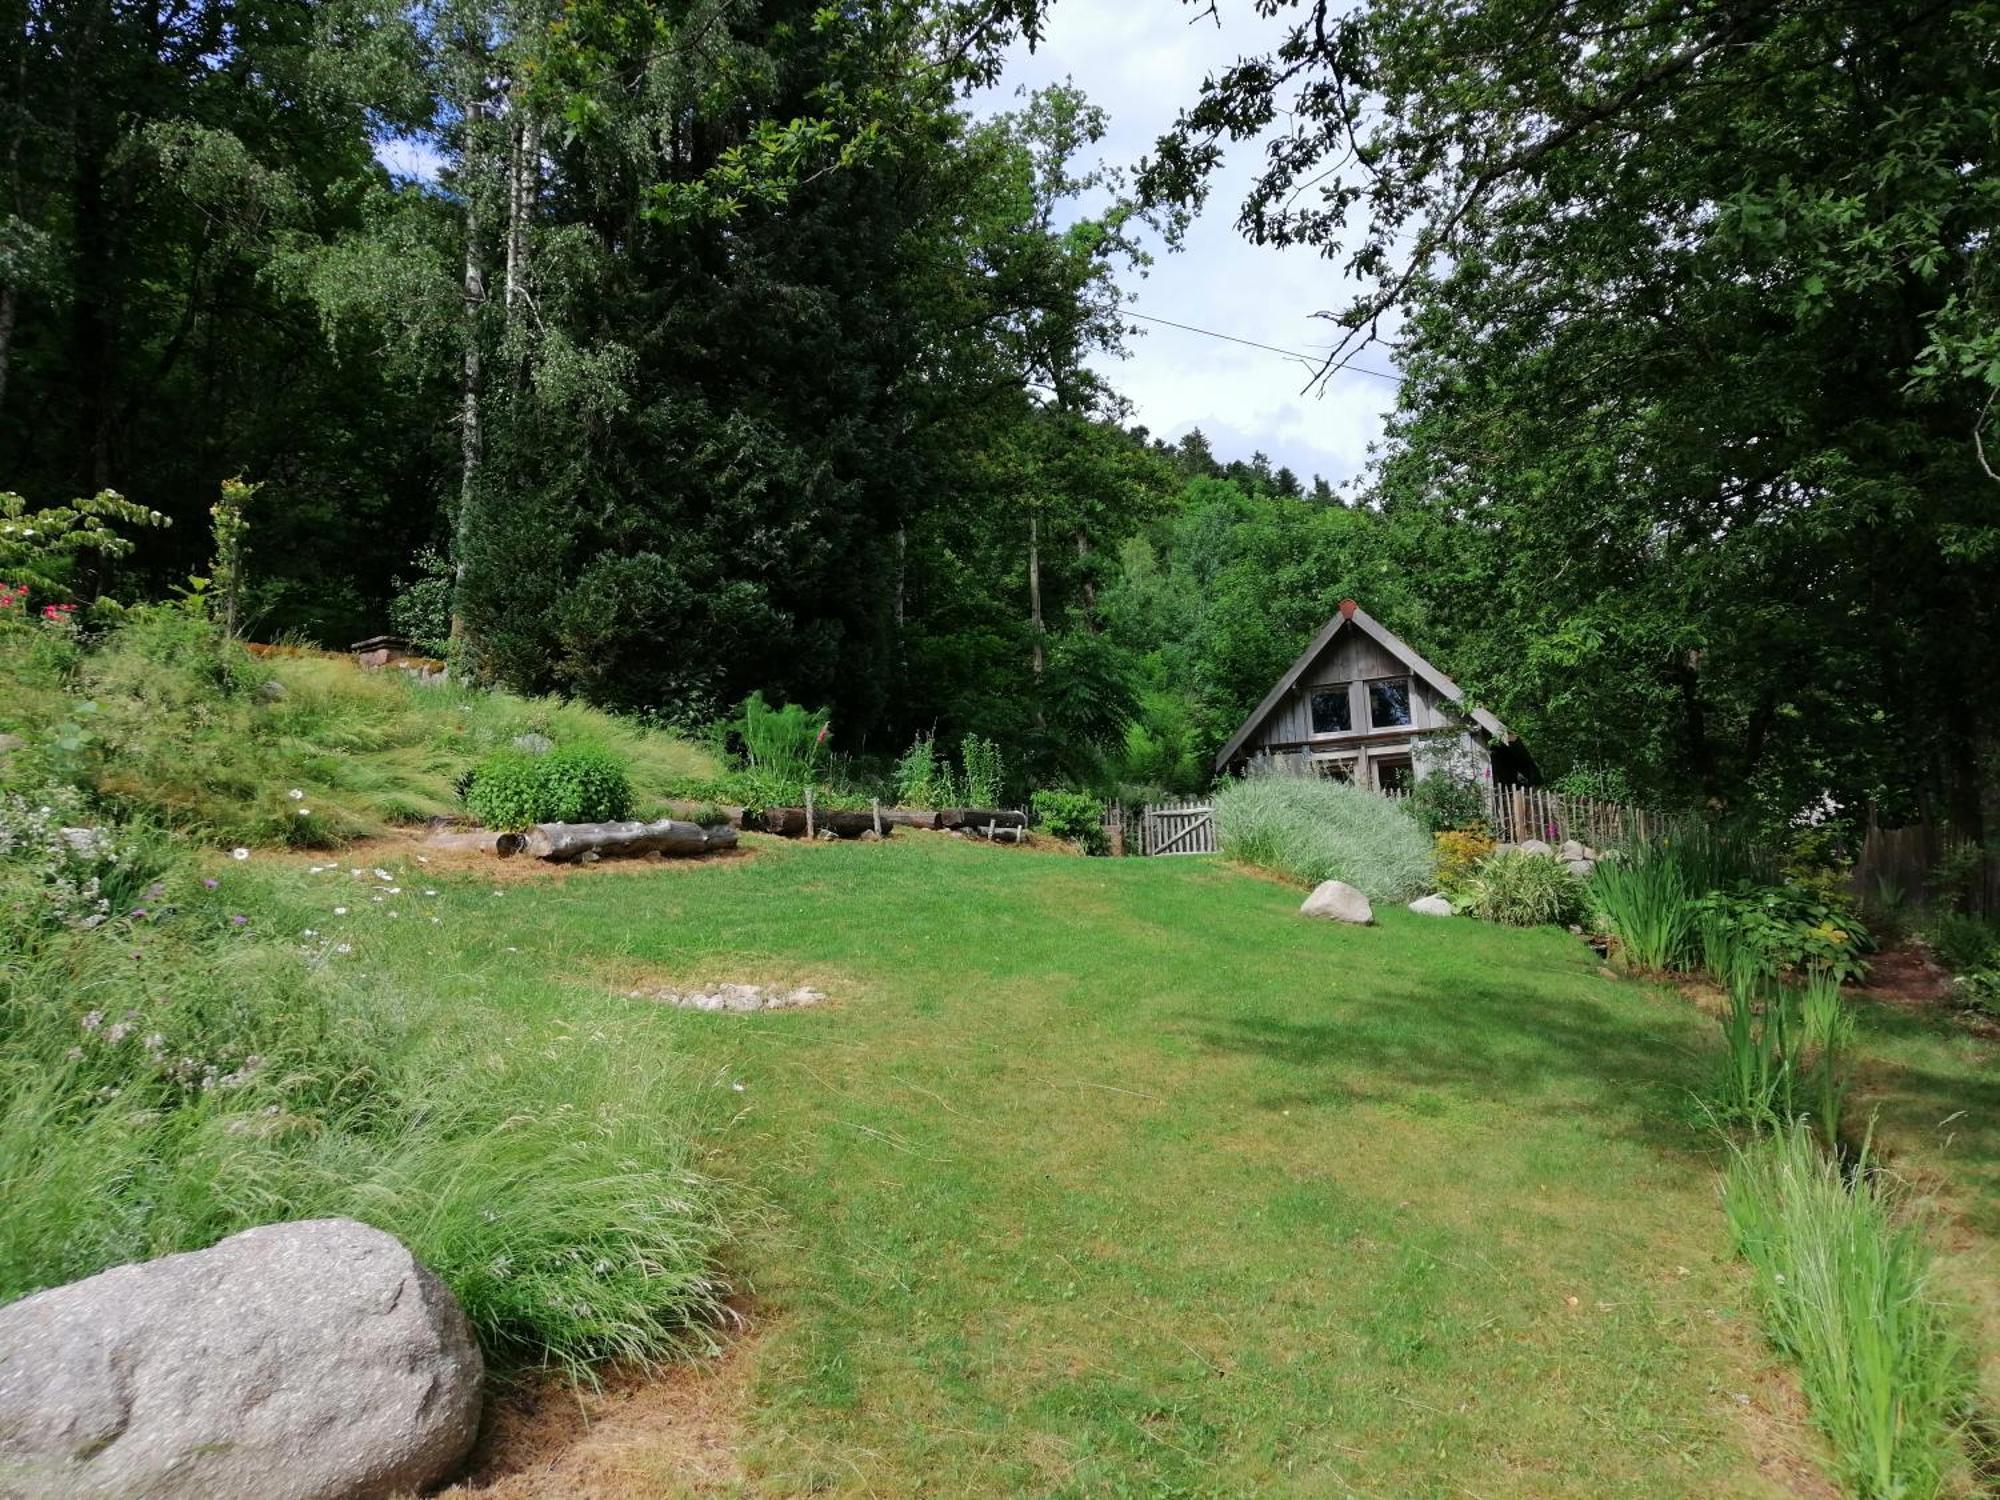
[279,833,1846,1498]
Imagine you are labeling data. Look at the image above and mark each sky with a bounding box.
[373,3,1400,489]
[975,1,1401,488]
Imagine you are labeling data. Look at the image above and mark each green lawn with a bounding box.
[283,831,1908,1498]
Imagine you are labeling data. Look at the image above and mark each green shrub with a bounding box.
[1925,913,1999,975]
[1213,772,1433,901]
[463,743,632,829]
[1689,885,1872,984]
[1032,788,1108,855]
[1955,969,2000,1017]
[1459,849,1588,927]
[1407,742,1490,835]
[1431,828,1495,896]
[1722,1123,1970,1498]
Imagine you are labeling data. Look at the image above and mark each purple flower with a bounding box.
[130,908,147,918]
[202,878,218,890]
[230,914,248,927]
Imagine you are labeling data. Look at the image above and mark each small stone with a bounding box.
[254,678,288,702]
[510,732,554,755]
[1300,880,1374,924]
[0,732,23,754]
[1407,895,1454,917]
[1566,858,1595,878]
[817,828,840,842]
[1559,839,1586,862]
[1519,838,1554,857]
[857,829,882,842]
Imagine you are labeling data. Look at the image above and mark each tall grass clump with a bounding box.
[1213,771,1433,901]
[0,826,732,1377]
[1722,1123,1969,1498]
[1458,849,1588,927]
[1590,843,1695,969]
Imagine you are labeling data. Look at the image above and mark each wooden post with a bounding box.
[871,798,882,836]
[805,787,816,840]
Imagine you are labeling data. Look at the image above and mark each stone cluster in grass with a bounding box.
[630,981,826,1012]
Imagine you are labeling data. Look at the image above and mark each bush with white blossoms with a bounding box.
[0,785,135,929]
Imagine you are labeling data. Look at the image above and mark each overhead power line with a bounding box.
[1119,309,1403,384]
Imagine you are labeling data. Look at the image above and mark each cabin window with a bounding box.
[1309,687,1352,735]
[1368,677,1413,728]
[1312,755,1354,783]
[1375,757,1414,794]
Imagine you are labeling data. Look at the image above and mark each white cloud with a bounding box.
[374,135,447,184]
[976,0,1397,488]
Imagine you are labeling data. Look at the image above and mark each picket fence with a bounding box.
[1104,782,1651,858]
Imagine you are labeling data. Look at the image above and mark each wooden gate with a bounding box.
[1141,798,1216,856]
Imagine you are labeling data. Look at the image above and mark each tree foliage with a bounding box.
[1146,0,2000,827]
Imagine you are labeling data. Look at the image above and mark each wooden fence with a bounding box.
[1479,785,1657,849]
[1851,817,1999,916]
[1105,781,1651,858]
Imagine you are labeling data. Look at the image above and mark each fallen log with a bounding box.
[425,828,526,856]
[757,807,807,837]
[522,819,716,862]
[957,823,1027,844]
[878,807,942,830]
[938,808,1026,831]
[756,807,899,838]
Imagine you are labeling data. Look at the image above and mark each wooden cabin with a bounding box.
[1213,599,1518,791]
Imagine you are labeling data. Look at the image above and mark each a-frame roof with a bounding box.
[1213,600,1509,771]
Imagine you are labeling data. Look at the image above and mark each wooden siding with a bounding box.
[1241,628,1452,753]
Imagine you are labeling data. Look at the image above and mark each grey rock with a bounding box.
[1566,858,1596,879]
[1300,880,1374,924]
[510,731,554,755]
[254,679,288,703]
[1559,839,1586,862]
[0,1218,482,1500]
[0,732,22,754]
[1408,895,1455,917]
[1518,838,1554,858]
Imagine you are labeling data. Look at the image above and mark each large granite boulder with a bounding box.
[1518,838,1554,858]
[1300,880,1374,924]
[1408,895,1455,917]
[0,1218,483,1500]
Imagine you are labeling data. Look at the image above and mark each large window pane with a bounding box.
[1368,678,1412,728]
[1310,687,1351,734]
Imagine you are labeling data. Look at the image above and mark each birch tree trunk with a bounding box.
[450,94,488,645]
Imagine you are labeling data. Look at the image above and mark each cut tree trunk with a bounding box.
[521,819,721,862]
[938,808,1026,830]
[426,828,525,856]
[878,807,942,830]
